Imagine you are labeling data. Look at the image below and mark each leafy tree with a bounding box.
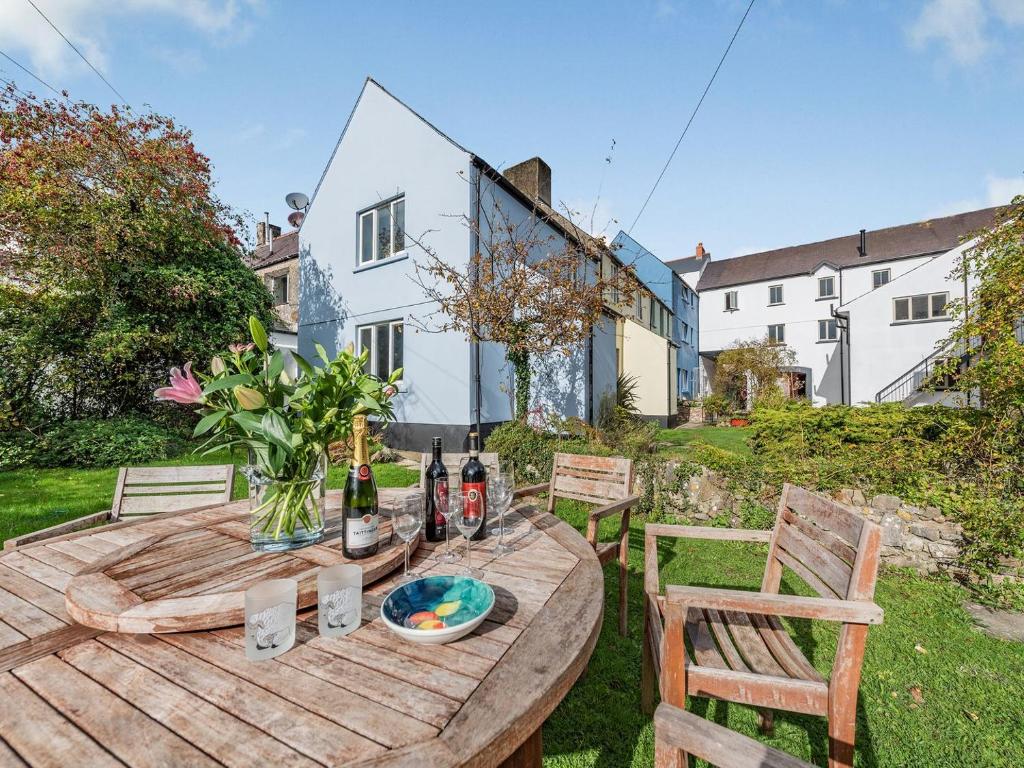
[411,185,632,420]
[0,85,274,424]
[713,336,796,410]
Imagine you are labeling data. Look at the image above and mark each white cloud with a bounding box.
[151,46,205,76]
[0,0,259,84]
[908,0,1024,67]
[926,173,1024,217]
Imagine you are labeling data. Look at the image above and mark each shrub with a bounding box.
[484,420,611,485]
[0,418,186,470]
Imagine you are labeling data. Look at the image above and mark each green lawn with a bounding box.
[0,452,419,543]
[656,425,753,459]
[541,500,1024,767]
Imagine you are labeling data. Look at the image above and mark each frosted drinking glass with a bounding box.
[245,578,297,661]
[318,563,362,638]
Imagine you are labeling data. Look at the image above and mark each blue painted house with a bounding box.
[612,231,700,401]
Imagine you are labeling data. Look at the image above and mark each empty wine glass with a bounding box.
[488,472,515,556]
[393,497,423,584]
[453,498,483,578]
[433,477,462,564]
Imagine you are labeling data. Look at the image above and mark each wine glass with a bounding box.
[452,500,483,578]
[488,472,515,556]
[393,497,422,584]
[433,477,462,564]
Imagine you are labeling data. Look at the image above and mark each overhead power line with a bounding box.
[0,48,62,97]
[628,0,757,234]
[25,0,128,106]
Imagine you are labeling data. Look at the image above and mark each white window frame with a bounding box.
[724,290,739,311]
[768,323,785,344]
[768,284,783,305]
[893,292,949,323]
[817,276,836,299]
[357,319,404,381]
[872,268,891,290]
[818,318,838,342]
[357,195,405,266]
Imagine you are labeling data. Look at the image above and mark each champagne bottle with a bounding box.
[461,432,487,541]
[342,415,379,559]
[424,437,448,543]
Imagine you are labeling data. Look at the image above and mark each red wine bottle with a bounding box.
[424,437,448,543]
[461,432,487,541]
[342,415,379,559]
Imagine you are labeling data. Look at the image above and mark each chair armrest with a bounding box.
[665,585,883,625]
[3,510,112,551]
[590,494,641,521]
[655,703,815,768]
[646,522,773,544]
[512,482,549,500]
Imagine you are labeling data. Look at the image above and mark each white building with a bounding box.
[691,207,998,406]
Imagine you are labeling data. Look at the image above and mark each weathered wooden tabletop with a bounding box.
[0,490,603,767]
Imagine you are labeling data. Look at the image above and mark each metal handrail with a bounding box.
[874,344,964,404]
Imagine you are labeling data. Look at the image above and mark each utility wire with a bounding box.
[628,0,756,234]
[24,0,128,106]
[0,48,62,97]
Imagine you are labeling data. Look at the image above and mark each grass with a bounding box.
[541,500,1024,767]
[656,425,753,459]
[0,452,419,543]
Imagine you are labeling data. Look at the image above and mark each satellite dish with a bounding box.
[287,211,305,228]
[285,192,309,211]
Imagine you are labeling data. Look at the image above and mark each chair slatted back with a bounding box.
[418,452,500,489]
[763,484,881,601]
[111,465,235,520]
[546,453,633,510]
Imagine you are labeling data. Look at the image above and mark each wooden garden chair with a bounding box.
[642,484,883,768]
[4,465,235,550]
[655,702,815,768]
[514,452,638,636]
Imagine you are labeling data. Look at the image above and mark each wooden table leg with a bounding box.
[499,727,542,768]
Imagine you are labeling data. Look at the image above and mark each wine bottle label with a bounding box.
[464,481,486,521]
[346,512,379,548]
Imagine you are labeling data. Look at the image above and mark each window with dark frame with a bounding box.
[768,323,785,344]
[356,320,404,380]
[357,196,405,265]
[769,284,783,305]
[893,292,948,323]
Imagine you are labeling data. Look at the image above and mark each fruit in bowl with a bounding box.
[381,575,495,644]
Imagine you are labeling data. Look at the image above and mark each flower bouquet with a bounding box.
[157,317,400,551]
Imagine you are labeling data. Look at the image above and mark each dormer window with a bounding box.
[818,276,836,299]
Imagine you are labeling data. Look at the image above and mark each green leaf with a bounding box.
[314,342,330,365]
[249,316,268,352]
[267,350,284,381]
[202,373,256,395]
[389,367,404,383]
[230,411,263,435]
[261,410,294,454]
[291,352,314,378]
[193,410,227,437]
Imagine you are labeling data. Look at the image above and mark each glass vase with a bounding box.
[244,451,327,552]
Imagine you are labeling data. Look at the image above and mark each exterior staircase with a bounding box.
[874,346,963,404]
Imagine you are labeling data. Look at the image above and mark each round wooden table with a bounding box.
[0,491,603,767]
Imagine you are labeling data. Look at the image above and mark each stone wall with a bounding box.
[656,462,1009,578]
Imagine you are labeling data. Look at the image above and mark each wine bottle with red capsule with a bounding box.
[461,431,488,541]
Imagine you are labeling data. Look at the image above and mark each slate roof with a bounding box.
[695,206,1001,291]
[664,255,706,274]
[250,229,299,270]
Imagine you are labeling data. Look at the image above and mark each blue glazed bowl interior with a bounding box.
[382,575,494,631]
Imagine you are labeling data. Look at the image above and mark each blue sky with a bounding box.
[1,0,1022,261]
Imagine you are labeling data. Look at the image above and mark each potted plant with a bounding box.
[729,415,750,427]
[701,395,729,425]
[156,317,400,551]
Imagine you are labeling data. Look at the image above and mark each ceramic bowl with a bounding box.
[381,575,495,645]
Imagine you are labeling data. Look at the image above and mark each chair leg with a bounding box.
[828,707,856,768]
[655,735,688,768]
[641,607,656,715]
[618,546,628,637]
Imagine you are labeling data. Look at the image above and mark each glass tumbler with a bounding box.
[317,563,362,638]
[245,578,297,661]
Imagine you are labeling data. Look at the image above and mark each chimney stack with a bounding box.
[695,242,706,260]
[256,221,267,247]
[505,157,552,207]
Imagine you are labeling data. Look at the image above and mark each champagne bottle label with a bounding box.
[464,481,486,521]
[345,510,379,548]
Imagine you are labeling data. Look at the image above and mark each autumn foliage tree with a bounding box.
[0,85,273,424]
[412,190,633,420]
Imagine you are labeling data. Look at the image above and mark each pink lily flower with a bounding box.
[155,362,204,404]
[229,343,255,354]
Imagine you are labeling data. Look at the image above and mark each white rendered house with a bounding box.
[691,207,999,406]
